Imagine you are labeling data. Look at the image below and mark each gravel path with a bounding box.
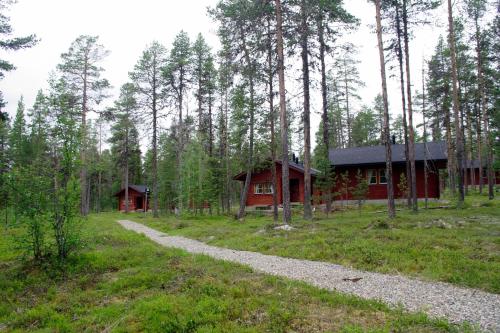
[118,220,500,332]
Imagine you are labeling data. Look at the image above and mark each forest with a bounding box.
[0,0,498,261]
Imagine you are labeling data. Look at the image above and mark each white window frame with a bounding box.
[379,169,387,184]
[254,183,273,194]
[367,169,377,185]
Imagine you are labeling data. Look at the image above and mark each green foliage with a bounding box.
[49,86,82,260]
[8,96,30,167]
[338,171,350,206]
[8,165,50,261]
[0,0,37,80]
[57,35,110,106]
[398,172,409,200]
[109,83,142,187]
[313,142,334,211]
[352,169,369,210]
[351,105,381,147]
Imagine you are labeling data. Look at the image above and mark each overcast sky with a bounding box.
[0,0,450,149]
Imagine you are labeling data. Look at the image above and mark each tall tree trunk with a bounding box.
[177,71,184,215]
[474,16,494,199]
[375,0,396,218]
[447,0,465,205]
[80,58,88,216]
[267,17,279,223]
[445,97,456,192]
[422,67,428,209]
[318,13,332,214]
[225,88,231,213]
[125,123,129,213]
[466,108,475,191]
[209,91,213,158]
[476,103,483,193]
[459,82,468,195]
[237,31,255,220]
[402,0,417,212]
[394,3,412,209]
[275,0,291,224]
[152,53,159,218]
[300,0,312,220]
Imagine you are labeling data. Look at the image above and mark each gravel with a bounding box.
[118,220,500,332]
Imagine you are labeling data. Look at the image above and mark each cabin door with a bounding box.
[135,196,144,210]
[290,179,300,202]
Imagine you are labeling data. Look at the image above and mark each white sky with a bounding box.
[0,0,450,149]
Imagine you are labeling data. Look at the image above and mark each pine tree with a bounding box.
[9,96,29,167]
[374,0,396,218]
[129,41,168,218]
[465,0,494,199]
[165,31,192,214]
[57,35,111,216]
[447,0,466,205]
[275,0,292,224]
[210,0,265,220]
[109,83,141,213]
[0,0,37,81]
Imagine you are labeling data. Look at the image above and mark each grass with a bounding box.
[0,213,476,332]
[127,193,500,294]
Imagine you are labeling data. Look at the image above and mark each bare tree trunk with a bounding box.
[152,53,159,218]
[394,4,412,209]
[375,0,396,218]
[447,0,465,205]
[300,0,312,220]
[275,0,291,224]
[225,89,231,213]
[80,58,89,216]
[177,73,184,216]
[402,0,417,212]
[476,108,483,193]
[267,17,279,223]
[474,17,494,199]
[318,13,332,214]
[467,104,475,191]
[237,31,255,220]
[422,67,428,209]
[125,122,129,213]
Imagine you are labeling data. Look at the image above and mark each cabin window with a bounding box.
[367,169,377,185]
[255,183,273,194]
[379,169,387,184]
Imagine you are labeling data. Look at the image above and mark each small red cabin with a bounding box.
[234,161,317,208]
[114,185,150,212]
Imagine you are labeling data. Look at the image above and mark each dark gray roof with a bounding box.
[114,184,150,196]
[278,160,320,175]
[129,185,149,193]
[329,141,447,167]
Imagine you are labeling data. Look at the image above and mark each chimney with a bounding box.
[392,134,396,145]
[292,153,296,163]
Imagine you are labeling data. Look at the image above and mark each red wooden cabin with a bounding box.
[234,142,455,208]
[327,141,448,200]
[115,185,150,212]
[234,161,318,208]
[464,160,500,186]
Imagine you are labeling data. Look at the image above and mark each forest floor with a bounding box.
[0,214,475,332]
[132,193,500,294]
